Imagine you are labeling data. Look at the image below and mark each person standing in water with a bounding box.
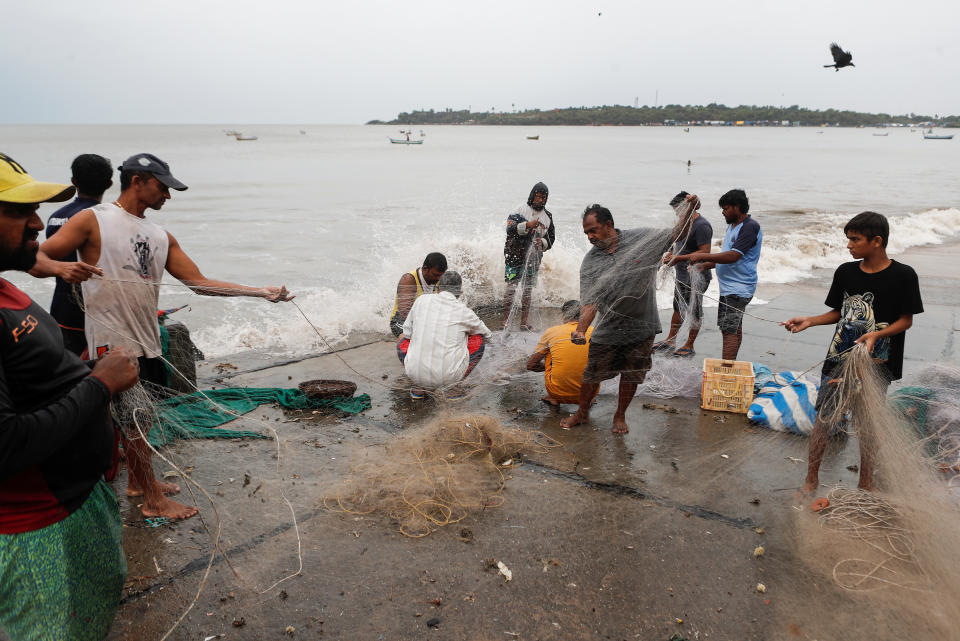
[503,181,555,330]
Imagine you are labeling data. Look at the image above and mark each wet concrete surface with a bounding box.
[100,251,959,641]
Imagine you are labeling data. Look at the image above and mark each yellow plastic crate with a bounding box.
[701,358,755,414]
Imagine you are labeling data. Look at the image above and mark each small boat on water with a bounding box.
[526,135,539,140]
[924,133,954,140]
[390,138,423,145]
[872,132,889,136]
[235,134,258,141]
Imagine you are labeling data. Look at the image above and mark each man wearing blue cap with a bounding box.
[37,153,293,522]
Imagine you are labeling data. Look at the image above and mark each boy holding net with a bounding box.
[782,212,923,493]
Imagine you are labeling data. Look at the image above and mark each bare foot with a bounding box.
[612,416,630,434]
[141,495,198,521]
[127,479,180,498]
[560,412,589,428]
[540,395,559,406]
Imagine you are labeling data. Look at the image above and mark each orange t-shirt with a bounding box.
[536,322,593,400]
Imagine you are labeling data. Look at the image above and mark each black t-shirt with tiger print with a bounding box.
[823,260,924,381]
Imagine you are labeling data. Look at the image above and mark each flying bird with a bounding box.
[824,43,854,71]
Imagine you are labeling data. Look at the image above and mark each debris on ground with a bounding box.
[458,528,474,543]
[643,402,679,414]
[232,617,245,627]
[753,527,765,535]
[846,464,859,472]
[285,625,295,635]
[426,618,440,628]
[749,497,760,505]
[756,583,767,593]
[497,561,513,582]
[785,457,804,464]
[754,545,765,558]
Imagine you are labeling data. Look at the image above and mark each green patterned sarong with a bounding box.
[0,480,126,641]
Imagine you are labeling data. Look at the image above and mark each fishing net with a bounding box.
[796,347,960,637]
[323,414,560,538]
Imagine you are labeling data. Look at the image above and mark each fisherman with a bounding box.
[503,181,555,330]
[783,211,923,493]
[397,271,492,399]
[45,154,114,355]
[0,152,139,641]
[561,203,695,434]
[657,191,713,357]
[36,153,293,521]
[682,189,762,360]
[389,252,447,337]
[526,300,597,405]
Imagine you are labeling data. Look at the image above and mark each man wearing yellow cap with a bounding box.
[0,152,140,640]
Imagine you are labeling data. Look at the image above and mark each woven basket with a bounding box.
[298,379,357,400]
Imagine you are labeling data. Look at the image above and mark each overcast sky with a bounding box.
[2,0,956,124]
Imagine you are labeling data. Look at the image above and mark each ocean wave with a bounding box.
[759,207,960,284]
[190,208,960,357]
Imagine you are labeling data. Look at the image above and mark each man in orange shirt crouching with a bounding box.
[526,300,597,405]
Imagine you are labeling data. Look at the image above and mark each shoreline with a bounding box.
[111,235,960,641]
[199,233,960,379]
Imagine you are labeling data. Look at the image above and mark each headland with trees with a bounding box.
[368,104,958,128]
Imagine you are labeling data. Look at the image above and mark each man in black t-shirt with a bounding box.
[658,191,713,357]
[783,212,923,494]
[45,154,113,355]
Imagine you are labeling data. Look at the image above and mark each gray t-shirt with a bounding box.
[580,227,671,345]
[673,215,713,284]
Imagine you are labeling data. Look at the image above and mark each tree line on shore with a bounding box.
[369,104,958,127]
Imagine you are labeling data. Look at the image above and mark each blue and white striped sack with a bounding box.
[747,371,819,436]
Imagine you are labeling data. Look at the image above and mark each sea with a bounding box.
[2,124,959,359]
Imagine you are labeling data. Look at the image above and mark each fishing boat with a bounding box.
[526,135,539,140]
[235,134,258,141]
[389,138,423,145]
[923,128,953,140]
[872,132,889,136]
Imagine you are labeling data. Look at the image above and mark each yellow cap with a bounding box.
[0,152,75,204]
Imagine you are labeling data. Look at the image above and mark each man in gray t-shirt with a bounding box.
[561,203,694,434]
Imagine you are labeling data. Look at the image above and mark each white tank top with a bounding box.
[82,203,169,358]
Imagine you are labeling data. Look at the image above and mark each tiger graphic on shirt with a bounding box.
[826,291,890,366]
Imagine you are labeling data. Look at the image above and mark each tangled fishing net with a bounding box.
[803,346,960,635]
[890,364,960,478]
[324,414,560,537]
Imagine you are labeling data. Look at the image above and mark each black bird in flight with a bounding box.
[824,43,855,71]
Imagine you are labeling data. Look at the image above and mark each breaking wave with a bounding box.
[189,208,960,357]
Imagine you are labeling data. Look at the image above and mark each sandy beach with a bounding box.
[65,236,958,641]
